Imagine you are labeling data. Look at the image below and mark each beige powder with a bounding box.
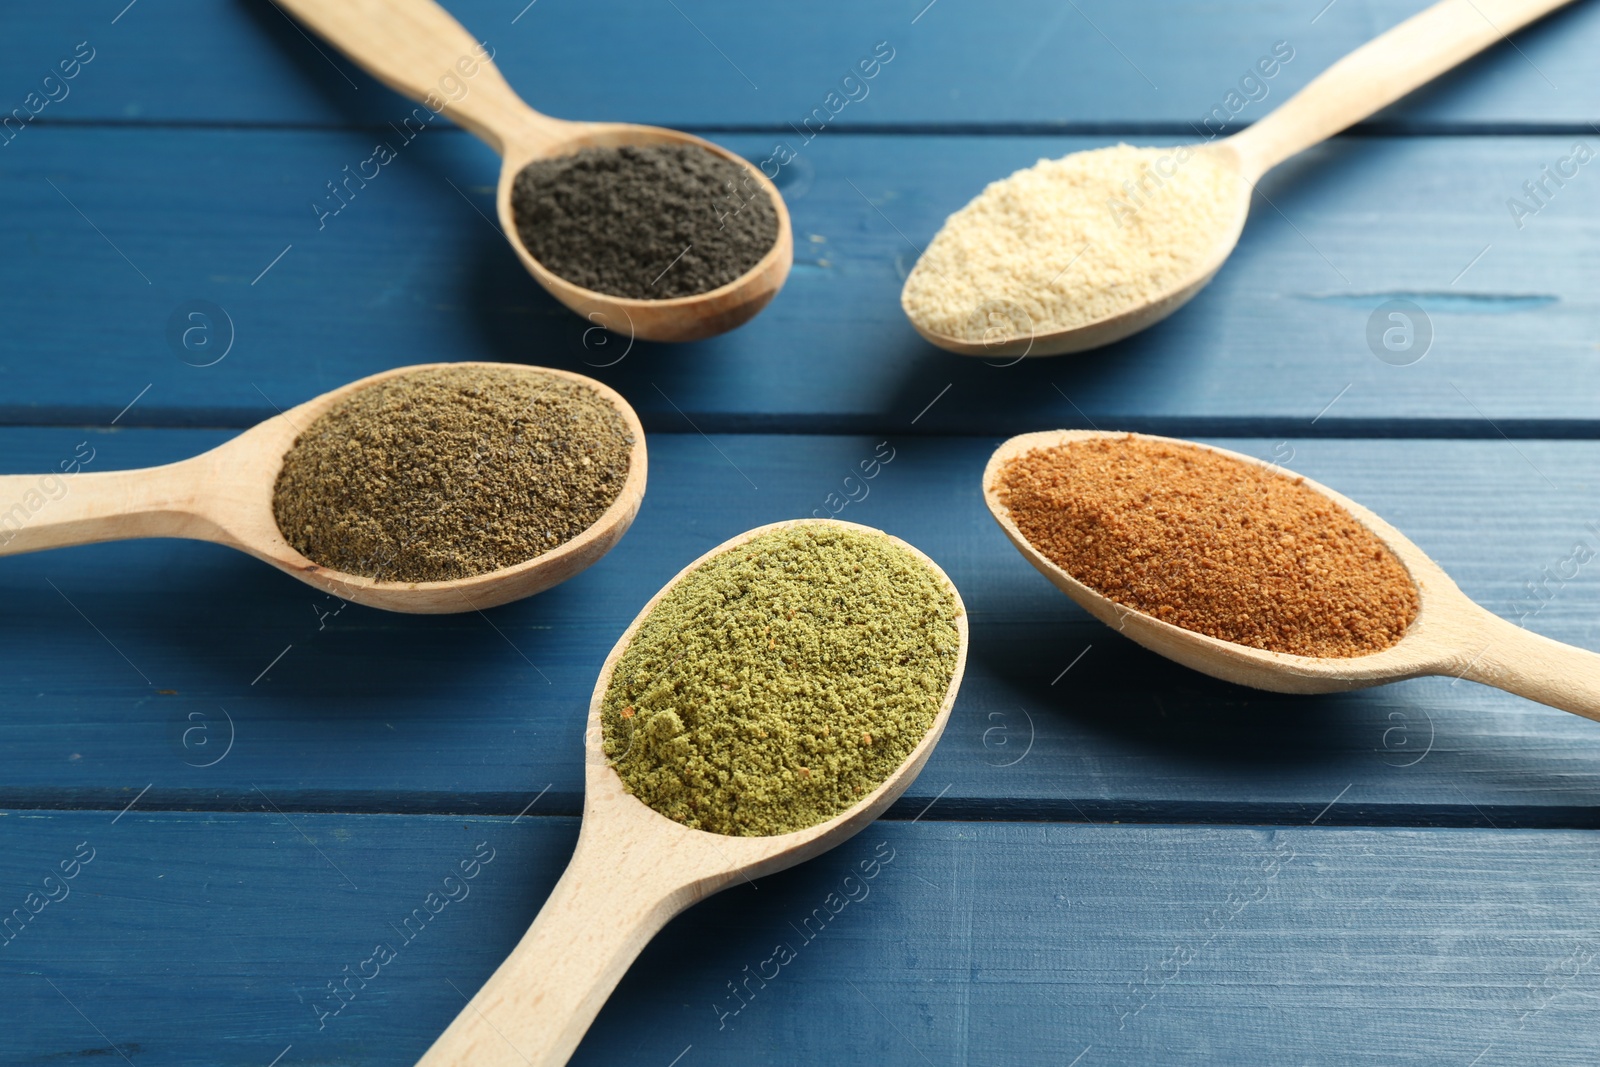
[901,144,1240,343]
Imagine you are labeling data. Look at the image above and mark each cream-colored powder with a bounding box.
[901,144,1240,343]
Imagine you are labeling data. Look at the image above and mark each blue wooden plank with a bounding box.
[4,810,1600,1066]
[0,128,1596,433]
[2,1,1594,130]
[3,428,1599,821]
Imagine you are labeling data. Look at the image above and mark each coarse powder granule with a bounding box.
[511,144,778,299]
[601,525,963,837]
[996,436,1419,658]
[902,144,1239,341]
[272,366,633,583]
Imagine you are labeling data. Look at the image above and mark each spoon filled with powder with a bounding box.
[985,430,1600,720]
[415,520,967,1067]
[0,363,645,612]
[904,0,1576,356]
[277,0,791,341]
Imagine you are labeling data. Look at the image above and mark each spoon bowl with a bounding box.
[984,430,1600,721]
[494,120,795,343]
[0,362,647,614]
[416,518,968,1067]
[908,143,1252,359]
[912,0,1575,357]
[279,0,793,342]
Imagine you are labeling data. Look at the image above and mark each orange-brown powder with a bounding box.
[995,436,1419,658]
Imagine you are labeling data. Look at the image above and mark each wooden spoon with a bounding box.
[0,363,646,614]
[983,430,1600,720]
[415,518,969,1067]
[276,0,793,342]
[916,0,1576,357]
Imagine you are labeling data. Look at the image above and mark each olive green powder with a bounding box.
[601,525,962,837]
[272,365,633,583]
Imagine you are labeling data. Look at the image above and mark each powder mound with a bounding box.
[511,144,779,299]
[272,365,633,583]
[902,144,1239,342]
[601,525,963,837]
[997,436,1419,658]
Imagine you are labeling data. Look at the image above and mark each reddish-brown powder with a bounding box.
[995,435,1419,658]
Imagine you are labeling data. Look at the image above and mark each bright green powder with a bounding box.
[601,524,963,836]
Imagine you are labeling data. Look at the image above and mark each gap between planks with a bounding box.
[1,795,1596,830]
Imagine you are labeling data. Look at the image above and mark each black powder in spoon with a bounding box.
[272,365,634,583]
[510,144,778,299]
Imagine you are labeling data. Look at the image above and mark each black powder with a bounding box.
[510,144,778,299]
[272,365,634,583]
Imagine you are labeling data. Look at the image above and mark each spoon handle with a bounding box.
[414,837,689,1067]
[0,461,214,557]
[274,0,560,154]
[1455,610,1600,723]
[1228,0,1575,177]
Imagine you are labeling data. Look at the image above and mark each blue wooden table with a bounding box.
[3,2,1599,1063]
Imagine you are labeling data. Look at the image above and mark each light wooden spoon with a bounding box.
[983,430,1600,720]
[915,0,1576,357]
[415,518,969,1067]
[0,363,646,614]
[276,0,793,342]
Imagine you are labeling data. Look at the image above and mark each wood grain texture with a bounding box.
[0,129,1594,432]
[4,429,1600,822]
[4,811,1600,1066]
[0,3,1595,1063]
[2,0,1595,128]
